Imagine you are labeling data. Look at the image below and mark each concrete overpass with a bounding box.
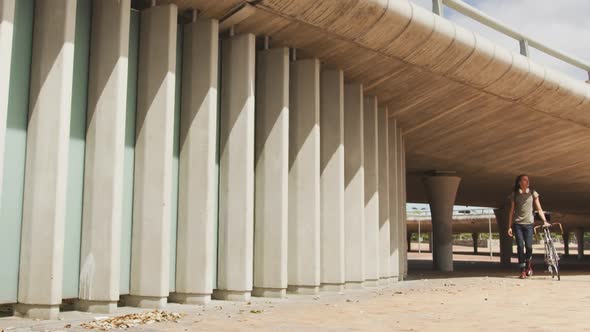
[0,0,589,320]
[172,0,590,212]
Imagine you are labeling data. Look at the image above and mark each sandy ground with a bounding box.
[2,247,589,332]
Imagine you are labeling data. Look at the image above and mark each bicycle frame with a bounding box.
[534,223,563,280]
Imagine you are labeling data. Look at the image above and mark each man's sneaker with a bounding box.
[519,268,527,279]
[526,260,533,277]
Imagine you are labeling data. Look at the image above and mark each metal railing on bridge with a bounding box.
[432,0,590,80]
[407,207,495,219]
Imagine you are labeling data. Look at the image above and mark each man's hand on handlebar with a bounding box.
[543,221,551,227]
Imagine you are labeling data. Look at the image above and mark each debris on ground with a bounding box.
[79,310,184,330]
[250,309,263,314]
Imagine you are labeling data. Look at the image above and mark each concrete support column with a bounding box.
[400,133,408,279]
[393,123,407,279]
[429,232,433,252]
[15,0,77,320]
[494,208,513,266]
[363,96,379,286]
[0,0,15,199]
[173,18,219,305]
[288,58,321,295]
[377,107,390,284]
[387,118,400,280]
[472,233,479,254]
[78,0,130,314]
[563,232,570,256]
[422,175,461,272]
[128,4,177,309]
[253,47,289,298]
[216,33,256,302]
[576,228,584,261]
[344,82,365,288]
[319,68,345,291]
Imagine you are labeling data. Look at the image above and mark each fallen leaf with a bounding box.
[80,310,184,331]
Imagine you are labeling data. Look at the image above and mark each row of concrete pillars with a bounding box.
[0,1,410,319]
[558,229,585,260]
[407,226,586,266]
[409,231,586,258]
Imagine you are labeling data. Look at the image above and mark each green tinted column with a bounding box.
[0,0,33,304]
[0,0,16,205]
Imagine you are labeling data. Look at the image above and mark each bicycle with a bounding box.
[533,222,563,281]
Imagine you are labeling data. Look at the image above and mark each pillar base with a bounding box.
[389,275,400,282]
[123,295,167,309]
[363,279,379,287]
[75,300,118,314]
[252,288,286,299]
[345,281,365,289]
[287,285,319,295]
[320,283,345,292]
[378,277,390,286]
[169,293,211,305]
[14,304,60,320]
[212,290,251,302]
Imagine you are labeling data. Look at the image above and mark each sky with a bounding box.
[406,0,590,211]
[409,0,590,80]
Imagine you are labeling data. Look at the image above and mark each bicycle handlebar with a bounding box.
[533,222,564,236]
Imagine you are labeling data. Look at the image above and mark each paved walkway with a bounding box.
[2,252,589,331]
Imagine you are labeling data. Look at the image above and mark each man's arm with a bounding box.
[508,198,515,236]
[534,196,550,226]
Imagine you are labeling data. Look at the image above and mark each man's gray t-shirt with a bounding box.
[510,189,539,224]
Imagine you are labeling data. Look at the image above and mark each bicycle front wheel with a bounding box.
[551,243,560,281]
[544,242,553,276]
[548,239,560,281]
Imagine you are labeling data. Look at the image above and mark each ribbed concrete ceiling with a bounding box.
[156,0,590,214]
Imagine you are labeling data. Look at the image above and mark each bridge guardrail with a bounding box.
[407,207,495,219]
[432,0,590,80]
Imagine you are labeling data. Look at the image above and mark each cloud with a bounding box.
[410,0,590,80]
